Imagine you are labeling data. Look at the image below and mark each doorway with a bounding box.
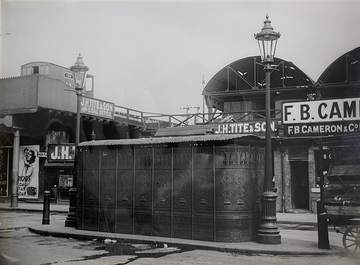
[291,161,309,210]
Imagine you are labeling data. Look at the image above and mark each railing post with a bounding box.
[42,190,51,225]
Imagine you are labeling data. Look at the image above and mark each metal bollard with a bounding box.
[42,190,51,225]
[317,200,330,249]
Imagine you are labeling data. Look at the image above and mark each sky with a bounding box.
[1,0,360,115]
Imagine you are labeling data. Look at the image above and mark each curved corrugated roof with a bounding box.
[79,134,262,147]
[203,56,314,95]
[317,46,360,85]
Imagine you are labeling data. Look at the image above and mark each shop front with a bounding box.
[43,144,75,202]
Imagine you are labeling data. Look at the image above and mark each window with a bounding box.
[33,66,39,74]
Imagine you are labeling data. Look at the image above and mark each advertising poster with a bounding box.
[18,145,39,199]
[0,148,9,197]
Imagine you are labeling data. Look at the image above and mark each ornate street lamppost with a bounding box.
[255,15,281,244]
[65,53,89,227]
[71,53,89,147]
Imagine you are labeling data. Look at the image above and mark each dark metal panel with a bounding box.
[99,149,117,232]
[134,146,152,235]
[172,169,192,239]
[193,169,214,241]
[99,170,116,232]
[116,169,133,234]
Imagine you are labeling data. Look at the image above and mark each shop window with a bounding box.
[59,174,73,188]
[46,130,70,145]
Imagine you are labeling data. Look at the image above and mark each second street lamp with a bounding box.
[254,15,281,244]
[65,53,89,228]
[70,53,89,147]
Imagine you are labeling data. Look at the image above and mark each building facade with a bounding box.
[0,58,148,203]
[202,46,360,213]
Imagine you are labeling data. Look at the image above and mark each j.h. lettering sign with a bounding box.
[48,144,75,162]
[282,97,360,137]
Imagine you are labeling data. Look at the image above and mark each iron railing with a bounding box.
[114,104,281,130]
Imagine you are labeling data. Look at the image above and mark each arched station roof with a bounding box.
[202,56,315,110]
[316,46,360,99]
[317,46,360,85]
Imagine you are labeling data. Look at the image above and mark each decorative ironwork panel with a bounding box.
[194,170,213,210]
[249,146,264,169]
[154,149,171,168]
[117,170,133,207]
[215,168,250,211]
[173,170,191,209]
[215,145,250,168]
[118,150,134,169]
[135,170,151,207]
[101,149,116,169]
[154,170,171,208]
[135,149,152,169]
[83,170,99,207]
[84,149,99,169]
[100,170,116,208]
[193,148,212,169]
[173,149,191,169]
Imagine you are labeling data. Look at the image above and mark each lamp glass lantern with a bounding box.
[255,15,281,64]
[70,53,89,93]
[70,53,89,147]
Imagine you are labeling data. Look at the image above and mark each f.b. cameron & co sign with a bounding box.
[282,97,360,136]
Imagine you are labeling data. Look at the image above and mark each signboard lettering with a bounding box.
[214,121,276,134]
[283,97,360,137]
[286,122,360,136]
[48,144,75,162]
[80,96,115,120]
[283,98,360,124]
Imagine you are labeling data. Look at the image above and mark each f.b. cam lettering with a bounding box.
[283,98,360,124]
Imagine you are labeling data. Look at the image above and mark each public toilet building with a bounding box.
[76,135,264,242]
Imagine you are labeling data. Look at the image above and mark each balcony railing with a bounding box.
[114,105,282,130]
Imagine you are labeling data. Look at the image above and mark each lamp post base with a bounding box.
[65,188,77,227]
[257,192,281,244]
[257,233,281,244]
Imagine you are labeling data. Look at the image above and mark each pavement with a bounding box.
[0,201,349,257]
